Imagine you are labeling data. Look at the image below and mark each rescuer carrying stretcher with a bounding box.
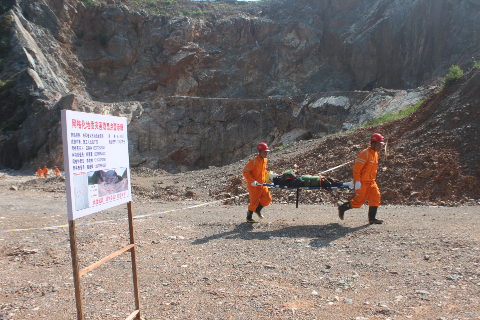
[338,133,386,224]
[243,142,272,223]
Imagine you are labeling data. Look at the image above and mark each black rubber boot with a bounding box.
[368,206,383,224]
[246,210,256,223]
[338,201,351,220]
[255,204,264,219]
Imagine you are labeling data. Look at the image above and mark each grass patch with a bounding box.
[79,0,97,6]
[474,60,480,68]
[276,141,293,151]
[363,99,426,127]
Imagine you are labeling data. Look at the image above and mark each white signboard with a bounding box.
[61,110,132,220]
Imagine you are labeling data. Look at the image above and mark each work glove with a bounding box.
[354,181,362,190]
[251,181,259,186]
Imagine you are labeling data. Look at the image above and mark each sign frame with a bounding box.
[62,110,132,221]
[61,110,141,320]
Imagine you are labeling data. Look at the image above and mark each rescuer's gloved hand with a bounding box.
[251,181,259,186]
[355,181,362,190]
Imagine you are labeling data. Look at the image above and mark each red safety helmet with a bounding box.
[257,142,270,151]
[370,133,385,145]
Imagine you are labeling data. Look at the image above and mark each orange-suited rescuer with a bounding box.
[243,142,272,223]
[37,167,43,178]
[337,133,386,224]
[43,166,48,178]
[55,166,60,176]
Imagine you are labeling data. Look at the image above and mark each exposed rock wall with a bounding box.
[30,87,427,172]
[54,0,480,99]
[0,82,432,172]
[126,87,432,171]
[0,0,475,171]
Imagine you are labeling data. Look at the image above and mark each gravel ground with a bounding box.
[1,68,479,319]
[0,172,479,320]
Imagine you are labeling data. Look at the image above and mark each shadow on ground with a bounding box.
[192,222,370,247]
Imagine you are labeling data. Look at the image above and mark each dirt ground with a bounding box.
[0,171,479,320]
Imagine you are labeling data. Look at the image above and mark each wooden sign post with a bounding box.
[68,202,141,320]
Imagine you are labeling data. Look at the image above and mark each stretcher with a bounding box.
[260,184,354,208]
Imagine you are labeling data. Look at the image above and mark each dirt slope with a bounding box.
[216,68,480,207]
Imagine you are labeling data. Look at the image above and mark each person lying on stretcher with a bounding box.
[265,170,352,188]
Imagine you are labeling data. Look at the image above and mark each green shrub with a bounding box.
[443,65,463,87]
[474,60,480,68]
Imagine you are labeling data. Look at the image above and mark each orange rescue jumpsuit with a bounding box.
[55,167,60,176]
[350,146,381,208]
[37,168,43,178]
[43,167,49,178]
[243,154,272,212]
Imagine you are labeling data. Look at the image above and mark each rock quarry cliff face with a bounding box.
[0,0,478,171]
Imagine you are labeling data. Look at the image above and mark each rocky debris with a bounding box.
[212,67,480,207]
[130,167,168,177]
[6,247,38,256]
[17,176,66,193]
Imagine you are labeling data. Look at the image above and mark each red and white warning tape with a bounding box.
[318,160,354,175]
